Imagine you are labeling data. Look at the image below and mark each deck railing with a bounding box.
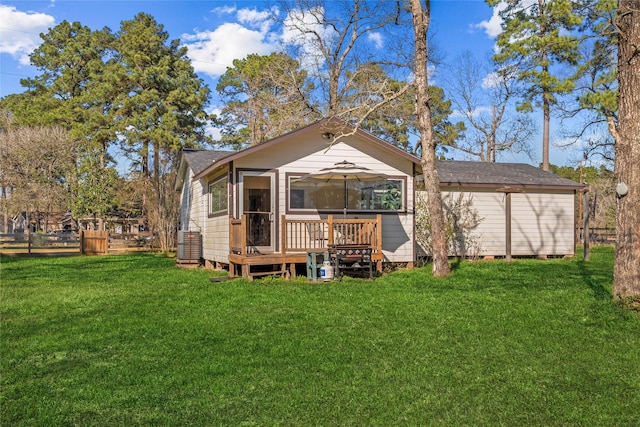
[229,214,382,256]
[282,214,382,255]
[282,218,329,253]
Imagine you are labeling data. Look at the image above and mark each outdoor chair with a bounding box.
[306,223,328,250]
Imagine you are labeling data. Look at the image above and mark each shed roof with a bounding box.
[436,160,584,190]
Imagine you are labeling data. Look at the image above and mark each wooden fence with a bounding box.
[578,227,616,244]
[80,230,108,255]
[0,232,154,256]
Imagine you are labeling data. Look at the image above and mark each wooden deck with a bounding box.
[228,214,383,281]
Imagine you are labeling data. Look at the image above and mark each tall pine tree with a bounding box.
[487,0,582,170]
[114,13,211,250]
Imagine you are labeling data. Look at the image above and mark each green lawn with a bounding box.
[1,247,639,426]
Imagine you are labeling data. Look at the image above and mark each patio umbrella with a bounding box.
[296,160,389,216]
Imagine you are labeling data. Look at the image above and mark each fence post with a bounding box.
[583,190,590,261]
[27,229,31,255]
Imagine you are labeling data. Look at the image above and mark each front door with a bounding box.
[239,171,276,253]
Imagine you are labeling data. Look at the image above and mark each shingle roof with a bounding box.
[436,160,584,189]
[192,118,421,180]
[183,149,234,176]
[181,152,584,190]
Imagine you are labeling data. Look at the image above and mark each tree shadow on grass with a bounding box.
[577,259,613,301]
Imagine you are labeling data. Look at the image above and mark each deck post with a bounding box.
[241,214,247,255]
[281,215,287,254]
[288,263,295,279]
[328,215,334,245]
[376,214,383,272]
[229,262,236,278]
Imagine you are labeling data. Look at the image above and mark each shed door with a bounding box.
[239,171,276,253]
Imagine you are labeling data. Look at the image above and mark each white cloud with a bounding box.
[182,6,281,78]
[481,64,518,89]
[236,7,278,34]
[450,105,492,119]
[211,5,236,16]
[481,71,500,89]
[182,23,278,77]
[281,6,328,43]
[0,5,55,65]
[474,2,505,39]
[368,32,383,49]
[205,106,223,141]
[282,7,335,71]
[237,8,271,25]
[474,0,538,39]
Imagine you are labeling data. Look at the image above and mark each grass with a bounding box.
[1,247,639,426]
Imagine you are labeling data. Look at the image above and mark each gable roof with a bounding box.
[436,160,584,190]
[192,118,422,180]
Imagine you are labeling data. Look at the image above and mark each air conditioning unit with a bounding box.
[177,230,202,263]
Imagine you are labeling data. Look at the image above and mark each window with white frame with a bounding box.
[289,176,404,211]
[209,175,228,215]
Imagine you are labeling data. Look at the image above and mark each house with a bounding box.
[175,119,421,279]
[175,119,584,279]
[4,212,27,234]
[2,211,72,234]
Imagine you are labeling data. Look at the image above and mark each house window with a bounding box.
[289,177,404,211]
[209,176,228,215]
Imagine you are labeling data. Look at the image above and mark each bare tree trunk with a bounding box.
[614,0,640,302]
[409,0,450,277]
[2,187,8,233]
[137,148,180,253]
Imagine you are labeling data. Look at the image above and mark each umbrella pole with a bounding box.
[343,177,347,219]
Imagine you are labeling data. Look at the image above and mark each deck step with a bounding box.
[246,262,290,281]
[248,269,289,281]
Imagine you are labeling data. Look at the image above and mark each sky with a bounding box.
[0,0,581,167]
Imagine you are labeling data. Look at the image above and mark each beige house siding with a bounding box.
[178,164,232,265]
[440,188,506,257]
[418,188,576,257]
[511,192,575,256]
[179,168,204,233]
[201,170,231,264]
[202,215,229,263]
